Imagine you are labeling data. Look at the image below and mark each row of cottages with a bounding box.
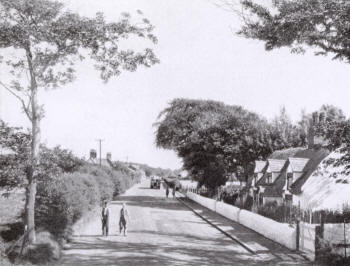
[252,157,310,206]
[249,111,336,207]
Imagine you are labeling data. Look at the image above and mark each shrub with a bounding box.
[35,162,140,240]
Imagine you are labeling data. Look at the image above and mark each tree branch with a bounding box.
[0,81,32,121]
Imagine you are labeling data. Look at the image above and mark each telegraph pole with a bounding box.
[96,139,104,167]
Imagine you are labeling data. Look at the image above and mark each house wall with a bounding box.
[186,192,297,250]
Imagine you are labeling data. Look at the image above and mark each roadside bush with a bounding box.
[35,162,140,240]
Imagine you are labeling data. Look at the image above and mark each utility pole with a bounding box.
[96,139,104,167]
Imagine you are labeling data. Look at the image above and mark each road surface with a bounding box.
[60,179,313,266]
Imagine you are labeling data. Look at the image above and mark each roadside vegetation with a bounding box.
[155,98,344,193]
[0,121,141,265]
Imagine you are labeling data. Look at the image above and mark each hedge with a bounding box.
[35,163,140,240]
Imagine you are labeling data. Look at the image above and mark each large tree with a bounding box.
[155,99,303,192]
[0,0,158,243]
[234,0,350,62]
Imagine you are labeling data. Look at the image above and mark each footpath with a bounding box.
[176,195,312,265]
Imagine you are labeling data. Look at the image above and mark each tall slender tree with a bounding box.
[0,0,158,243]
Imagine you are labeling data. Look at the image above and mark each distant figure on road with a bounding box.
[101,201,109,236]
[119,203,130,236]
[166,185,169,198]
[172,186,176,198]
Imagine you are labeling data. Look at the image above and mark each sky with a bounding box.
[1,0,350,170]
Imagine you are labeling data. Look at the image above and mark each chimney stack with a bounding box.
[90,149,97,159]
[106,152,112,161]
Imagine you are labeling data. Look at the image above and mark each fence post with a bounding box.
[344,217,347,259]
[296,219,300,251]
[315,212,324,262]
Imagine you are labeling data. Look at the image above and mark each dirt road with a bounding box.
[60,179,312,266]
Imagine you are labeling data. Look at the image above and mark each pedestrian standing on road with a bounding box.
[172,186,176,198]
[101,201,109,236]
[119,203,130,236]
[166,185,169,198]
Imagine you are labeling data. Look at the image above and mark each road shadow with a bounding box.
[110,196,184,211]
[60,233,289,266]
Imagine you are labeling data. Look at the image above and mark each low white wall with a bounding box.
[186,192,296,250]
[239,209,296,250]
[324,223,350,257]
[299,222,316,261]
[187,192,216,211]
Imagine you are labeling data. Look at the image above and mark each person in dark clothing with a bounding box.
[119,203,130,236]
[101,201,109,236]
[172,186,176,198]
[166,185,169,198]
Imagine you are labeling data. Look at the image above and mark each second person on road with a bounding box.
[119,203,130,236]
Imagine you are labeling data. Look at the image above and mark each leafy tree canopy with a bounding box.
[237,0,350,62]
[155,99,304,191]
[0,120,83,189]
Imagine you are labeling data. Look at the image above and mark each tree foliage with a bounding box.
[0,120,30,187]
[155,99,304,191]
[236,0,350,62]
[0,0,158,242]
[0,120,83,188]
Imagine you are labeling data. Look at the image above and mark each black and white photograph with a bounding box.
[1,0,350,265]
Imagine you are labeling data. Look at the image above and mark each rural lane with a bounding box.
[59,179,314,266]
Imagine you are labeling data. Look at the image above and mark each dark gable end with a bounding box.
[289,148,330,194]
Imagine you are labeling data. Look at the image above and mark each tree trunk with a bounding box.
[25,45,40,244]
[25,92,40,244]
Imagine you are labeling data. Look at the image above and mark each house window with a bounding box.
[266,173,272,184]
[287,173,293,190]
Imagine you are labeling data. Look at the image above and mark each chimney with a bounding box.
[308,112,321,149]
[90,149,97,159]
[106,152,112,161]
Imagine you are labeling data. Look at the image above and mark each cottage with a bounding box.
[258,159,288,205]
[282,157,309,205]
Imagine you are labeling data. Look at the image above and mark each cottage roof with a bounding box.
[267,159,287,172]
[290,148,329,195]
[288,158,309,172]
[296,149,350,211]
[254,160,267,173]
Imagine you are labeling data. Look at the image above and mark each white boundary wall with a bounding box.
[324,223,350,257]
[299,222,316,261]
[186,192,297,250]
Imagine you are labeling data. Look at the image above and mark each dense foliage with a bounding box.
[0,121,140,240]
[155,99,305,191]
[35,164,140,239]
[237,0,350,63]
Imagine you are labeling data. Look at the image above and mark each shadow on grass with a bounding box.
[0,221,24,242]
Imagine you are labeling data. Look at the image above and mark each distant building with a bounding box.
[87,149,112,167]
